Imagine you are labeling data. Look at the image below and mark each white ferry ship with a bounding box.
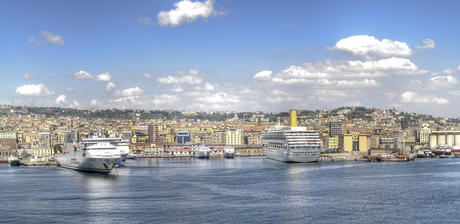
[55,141,121,174]
[262,110,321,163]
[81,132,130,161]
[196,144,211,159]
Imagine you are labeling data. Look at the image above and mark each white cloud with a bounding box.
[113,87,144,97]
[307,89,361,104]
[327,35,413,60]
[194,92,240,104]
[39,31,65,45]
[53,95,80,108]
[268,58,428,86]
[415,39,435,49]
[158,0,224,27]
[253,71,273,80]
[138,17,153,25]
[96,72,112,82]
[71,71,112,82]
[336,79,382,88]
[400,91,449,104]
[109,94,180,109]
[157,69,203,84]
[444,69,456,74]
[458,66,460,71]
[448,90,460,97]
[143,73,151,78]
[265,90,301,104]
[65,88,75,92]
[170,85,184,92]
[347,101,362,106]
[194,83,215,91]
[21,73,38,79]
[106,82,116,91]
[15,83,55,97]
[90,99,102,106]
[403,76,459,90]
[152,94,181,105]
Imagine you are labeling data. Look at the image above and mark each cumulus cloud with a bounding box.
[253,71,273,80]
[106,82,116,91]
[336,79,382,88]
[448,90,460,97]
[109,94,180,109]
[170,85,184,92]
[194,83,215,91]
[307,89,361,104]
[402,76,459,90]
[138,17,153,25]
[194,92,240,104]
[327,35,413,60]
[29,31,65,45]
[271,58,427,82]
[71,71,112,82]
[265,90,301,104]
[90,99,102,106]
[444,69,456,74]
[15,83,55,97]
[21,73,38,79]
[415,39,435,49]
[113,87,144,97]
[400,91,448,104]
[53,95,80,108]
[144,73,151,78]
[158,0,225,27]
[157,69,203,84]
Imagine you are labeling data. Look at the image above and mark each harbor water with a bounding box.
[2,156,460,223]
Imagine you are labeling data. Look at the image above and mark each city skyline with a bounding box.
[2,0,460,117]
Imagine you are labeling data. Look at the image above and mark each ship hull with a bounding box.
[55,154,120,174]
[224,152,235,158]
[264,147,320,163]
[196,151,210,159]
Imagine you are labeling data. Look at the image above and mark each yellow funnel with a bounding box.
[288,109,297,127]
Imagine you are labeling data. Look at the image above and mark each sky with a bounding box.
[1,0,460,118]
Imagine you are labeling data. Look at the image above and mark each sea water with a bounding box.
[1,157,460,223]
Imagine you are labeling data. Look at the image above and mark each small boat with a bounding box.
[8,157,20,166]
[439,154,448,159]
[223,146,235,158]
[125,153,138,159]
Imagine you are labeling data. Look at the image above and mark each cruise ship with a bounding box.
[223,146,235,158]
[55,141,122,174]
[262,110,321,163]
[195,144,211,159]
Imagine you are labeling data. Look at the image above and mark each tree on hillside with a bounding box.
[53,144,62,154]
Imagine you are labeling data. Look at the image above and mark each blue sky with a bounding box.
[2,0,460,117]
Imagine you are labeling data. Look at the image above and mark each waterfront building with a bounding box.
[329,121,346,137]
[176,131,191,143]
[338,132,370,152]
[419,124,431,144]
[0,132,17,150]
[328,136,338,150]
[39,132,51,148]
[148,124,159,143]
[226,129,242,146]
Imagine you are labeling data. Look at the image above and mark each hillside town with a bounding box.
[1,104,459,160]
